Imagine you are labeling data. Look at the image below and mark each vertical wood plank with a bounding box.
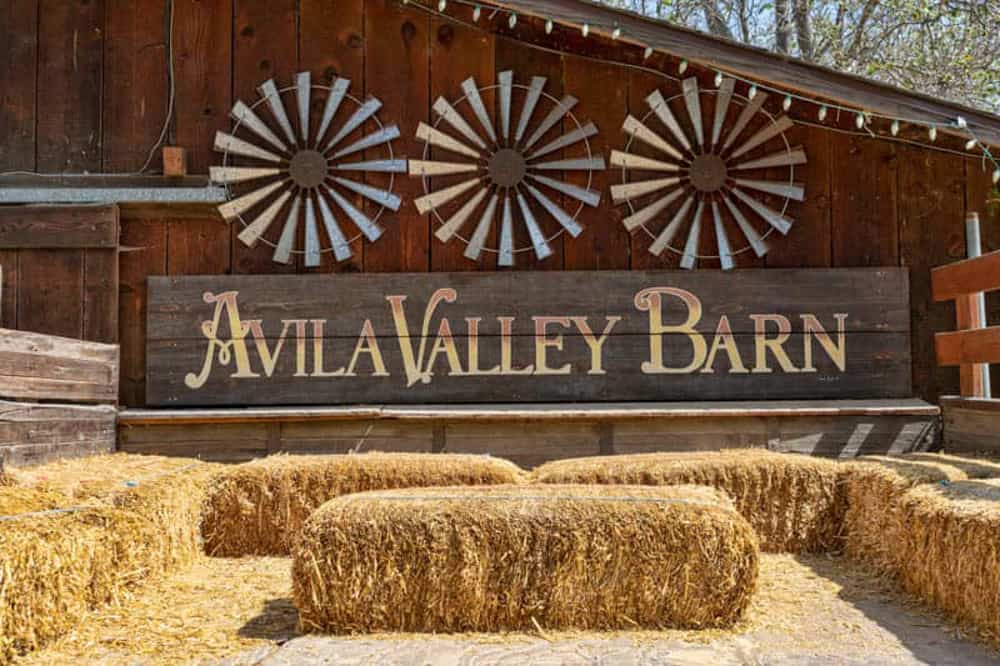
[562,55,629,270]
[0,0,38,170]
[17,250,85,338]
[428,16,495,272]
[899,144,966,401]
[830,134,899,266]
[173,0,232,173]
[103,0,169,171]
[166,219,232,274]
[494,35,565,271]
[0,251,17,328]
[362,0,430,273]
[37,0,104,172]
[231,0,298,274]
[299,0,365,273]
[119,218,167,406]
[765,124,832,267]
[84,248,120,343]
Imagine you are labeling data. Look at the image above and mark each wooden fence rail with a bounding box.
[932,248,1000,397]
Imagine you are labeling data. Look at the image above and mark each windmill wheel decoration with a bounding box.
[410,71,606,265]
[210,72,406,266]
[611,77,806,269]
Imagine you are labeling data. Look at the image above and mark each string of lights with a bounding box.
[407,0,1000,186]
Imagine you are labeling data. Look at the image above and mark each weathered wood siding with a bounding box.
[0,0,995,406]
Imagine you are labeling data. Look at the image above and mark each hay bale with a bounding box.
[894,479,1000,644]
[292,484,759,633]
[531,450,844,553]
[201,453,527,557]
[841,453,1000,570]
[0,457,219,662]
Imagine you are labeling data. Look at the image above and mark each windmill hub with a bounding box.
[488,148,527,188]
[289,150,329,189]
[689,153,728,193]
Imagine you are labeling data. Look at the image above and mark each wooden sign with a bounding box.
[146,269,911,406]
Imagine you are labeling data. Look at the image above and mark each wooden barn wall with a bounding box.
[1,0,997,407]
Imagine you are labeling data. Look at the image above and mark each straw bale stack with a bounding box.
[201,453,527,557]
[293,484,759,633]
[895,478,1000,643]
[531,450,844,553]
[0,457,219,663]
[841,453,1000,570]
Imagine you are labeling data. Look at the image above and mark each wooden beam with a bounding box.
[932,249,1000,302]
[493,0,1000,147]
[936,326,1000,368]
[955,294,987,397]
[0,328,119,404]
[0,400,117,467]
[0,205,119,248]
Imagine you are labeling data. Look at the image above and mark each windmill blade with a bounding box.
[296,71,311,143]
[515,76,546,143]
[408,160,480,177]
[436,187,489,242]
[646,89,692,152]
[230,101,289,153]
[218,180,285,221]
[730,187,793,234]
[622,115,684,161]
[334,159,407,173]
[622,187,685,232]
[610,150,681,172]
[680,200,706,269]
[464,194,499,261]
[317,192,353,261]
[530,157,606,171]
[711,78,735,147]
[209,166,282,185]
[416,121,482,159]
[325,185,383,242]
[721,91,768,152]
[332,125,401,159]
[733,177,805,201]
[732,146,807,170]
[527,122,598,160]
[498,70,513,141]
[332,176,401,211]
[516,191,553,261]
[258,78,298,146]
[461,76,497,144]
[238,190,293,247]
[214,131,283,163]
[729,115,795,159]
[326,98,383,151]
[498,196,514,266]
[523,95,578,150]
[711,200,735,270]
[611,177,681,203]
[682,78,704,147]
[649,194,695,256]
[303,197,321,267]
[414,177,481,214]
[525,182,582,237]
[721,192,768,257]
[433,97,487,150]
[316,78,351,146]
[529,174,600,207]
[273,196,301,265]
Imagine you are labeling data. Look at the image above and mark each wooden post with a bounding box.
[965,212,991,397]
[955,292,987,397]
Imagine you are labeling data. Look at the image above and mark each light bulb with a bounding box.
[508,12,516,28]
[545,18,553,33]
[581,23,589,37]
[966,138,978,150]
[678,59,688,74]
[782,95,792,111]
[993,168,1000,185]
[818,105,828,121]
[855,112,865,129]
[612,27,621,39]
[472,4,480,20]
[643,46,653,59]
[890,120,900,136]
[929,126,938,141]
[748,84,757,100]
[714,71,723,87]
[956,116,967,129]
[437,0,445,11]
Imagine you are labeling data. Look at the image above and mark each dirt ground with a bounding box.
[18,552,999,665]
